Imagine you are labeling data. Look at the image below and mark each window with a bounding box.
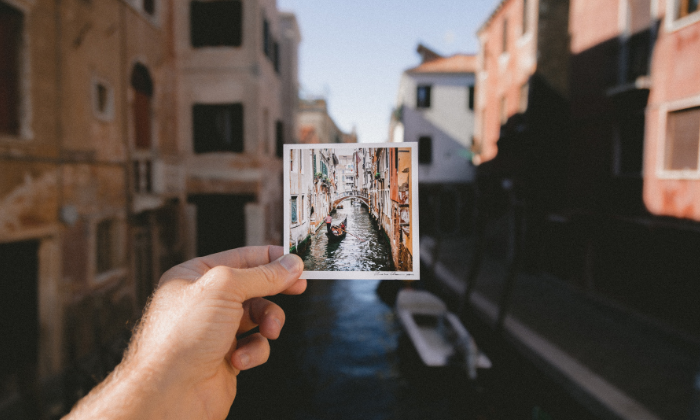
[273,41,280,73]
[502,18,508,53]
[519,83,529,112]
[131,64,153,150]
[190,1,242,47]
[628,0,651,33]
[665,107,700,171]
[263,18,270,56]
[0,3,22,135]
[193,103,244,153]
[678,0,699,19]
[291,196,298,223]
[500,96,508,124]
[144,0,156,15]
[418,136,432,164]
[275,120,284,158]
[92,79,114,120]
[468,85,475,110]
[300,195,304,222]
[96,219,117,273]
[522,0,529,34]
[322,161,328,176]
[416,85,431,108]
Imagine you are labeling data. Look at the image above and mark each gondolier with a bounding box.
[326,214,333,233]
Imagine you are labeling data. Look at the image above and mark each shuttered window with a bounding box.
[665,107,700,171]
[0,3,22,135]
[193,103,244,153]
[190,1,242,47]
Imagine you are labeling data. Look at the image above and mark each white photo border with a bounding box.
[283,142,420,280]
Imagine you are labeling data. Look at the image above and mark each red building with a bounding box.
[644,0,700,220]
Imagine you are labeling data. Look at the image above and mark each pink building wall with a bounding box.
[644,3,700,221]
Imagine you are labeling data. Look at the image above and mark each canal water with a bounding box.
[229,277,596,420]
[230,279,482,420]
[297,203,395,272]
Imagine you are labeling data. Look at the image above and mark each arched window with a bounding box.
[131,63,153,150]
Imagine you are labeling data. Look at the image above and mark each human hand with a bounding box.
[65,245,305,420]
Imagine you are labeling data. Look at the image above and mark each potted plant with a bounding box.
[374,172,381,180]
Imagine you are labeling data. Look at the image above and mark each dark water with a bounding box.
[297,204,395,272]
[230,279,479,420]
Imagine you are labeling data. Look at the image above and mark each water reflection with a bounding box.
[298,203,395,272]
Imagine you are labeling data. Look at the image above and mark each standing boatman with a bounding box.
[326,214,333,233]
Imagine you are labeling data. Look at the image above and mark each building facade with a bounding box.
[0,0,186,415]
[389,45,478,236]
[175,0,300,256]
[0,0,300,416]
[297,98,357,145]
[643,0,700,220]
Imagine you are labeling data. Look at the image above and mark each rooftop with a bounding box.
[406,54,477,74]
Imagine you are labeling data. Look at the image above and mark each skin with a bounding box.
[63,245,306,420]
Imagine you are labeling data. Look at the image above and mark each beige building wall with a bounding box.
[176,0,299,247]
[0,1,185,415]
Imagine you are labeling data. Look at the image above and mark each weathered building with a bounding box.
[297,98,357,145]
[0,0,301,416]
[0,0,185,415]
[474,0,570,167]
[288,147,337,253]
[389,45,477,236]
[643,0,700,220]
[175,0,300,255]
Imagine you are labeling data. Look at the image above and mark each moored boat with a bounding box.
[326,217,347,242]
[396,289,491,379]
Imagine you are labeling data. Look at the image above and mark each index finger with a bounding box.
[195,245,283,271]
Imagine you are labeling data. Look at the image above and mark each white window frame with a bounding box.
[91,76,115,122]
[665,0,700,32]
[656,94,700,179]
[91,213,128,286]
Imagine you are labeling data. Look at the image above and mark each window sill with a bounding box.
[655,169,700,180]
[93,267,128,287]
[605,76,652,96]
[666,11,700,32]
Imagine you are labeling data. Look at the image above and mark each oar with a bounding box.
[345,230,367,243]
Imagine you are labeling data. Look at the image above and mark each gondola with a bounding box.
[326,217,347,242]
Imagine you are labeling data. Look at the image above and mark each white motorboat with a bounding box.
[396,289,491,379]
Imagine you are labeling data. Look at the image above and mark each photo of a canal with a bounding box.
[286,145,417,276]
[297,203,396,272]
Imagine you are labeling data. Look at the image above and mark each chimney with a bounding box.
[417,44,442,63]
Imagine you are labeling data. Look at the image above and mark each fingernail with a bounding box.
[278,254,300,273]
[273,317,282,330]
[239,353,250,368]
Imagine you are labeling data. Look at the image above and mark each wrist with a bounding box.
[65,350,188,420]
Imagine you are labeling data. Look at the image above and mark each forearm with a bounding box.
[63,355,178,420]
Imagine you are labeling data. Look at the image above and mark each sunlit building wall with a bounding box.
[0,0,185,414]
[174,0,300,250]
[643,0,700,221]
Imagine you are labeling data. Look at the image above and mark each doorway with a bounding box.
[0,240,39,417]
[188,194,255,257]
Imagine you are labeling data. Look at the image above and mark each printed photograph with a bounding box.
[283,143,419,280]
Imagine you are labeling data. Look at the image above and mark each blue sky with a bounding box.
[277,0,498,143]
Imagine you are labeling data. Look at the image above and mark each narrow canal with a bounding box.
[230,277,597,420]
[230,279,481,420]
[297,202,395,272]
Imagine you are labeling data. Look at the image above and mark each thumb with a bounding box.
[225,253,304,301]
